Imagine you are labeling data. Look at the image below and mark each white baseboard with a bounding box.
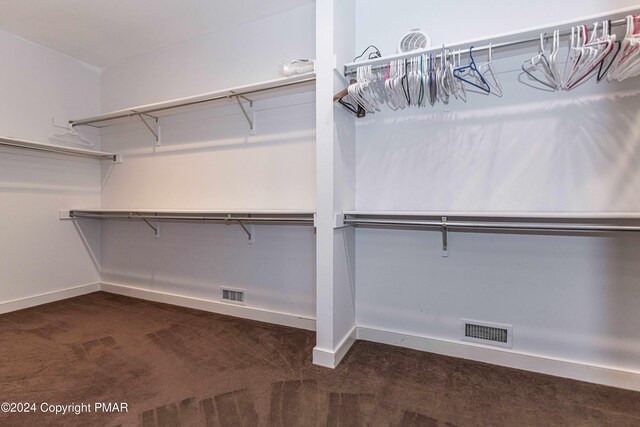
[0,283,101,314]
[357,325,640,392]
[313,325,357,368]
[5,285,637,391]
[99,282,316,331]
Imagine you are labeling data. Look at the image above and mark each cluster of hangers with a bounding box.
[524,16,640,90]
[341,45,502,114]
[336,14,640,116]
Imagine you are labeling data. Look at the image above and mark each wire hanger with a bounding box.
[453,46,491,94]
[49,119,94,147]
[454,49,468,101]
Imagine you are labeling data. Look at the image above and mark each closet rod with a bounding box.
[344,16,629,75]
[345,218,640,233]
[70,212,315,224]
[0,136,117,161]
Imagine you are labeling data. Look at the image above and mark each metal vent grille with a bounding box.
[222,289,244,304]
[465,323,508,343]
[461,319,513,348]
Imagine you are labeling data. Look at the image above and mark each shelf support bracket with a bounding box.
[441,216,448,257]
[133,213,160,238]
[230,92,255,134]
[227,214,253,244]
[135,112,161,145]
[237,220,253,244]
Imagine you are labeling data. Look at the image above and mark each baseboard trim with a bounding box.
[0,283,101,314]
[357,325,640,391]
[6,285,636,391]
[99,282,316,331]
[313,325,357,368]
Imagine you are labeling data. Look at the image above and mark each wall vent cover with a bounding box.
[461,319,513,348]
[397,28,432,53]
[222,288,245,305]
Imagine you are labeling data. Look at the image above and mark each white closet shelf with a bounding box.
[70,73,316,129]
[69,209,316,225]
[0,136,118,161]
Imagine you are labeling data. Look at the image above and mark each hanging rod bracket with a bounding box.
[133,213,160,238]
[226,214,253,244]
[230,92,255,134]
[237,220,254,244]
[135,112,161,146]
[441,216,448,257]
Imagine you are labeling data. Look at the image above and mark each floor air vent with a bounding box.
[461,319,512,348]
[222,288,245,305]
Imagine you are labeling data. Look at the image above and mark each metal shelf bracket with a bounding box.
[227,214,254,244]
[230,92,255,134]
[135,112,161,146]
[133,213,160,238]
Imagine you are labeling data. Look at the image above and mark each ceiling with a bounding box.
[0,0,313,68]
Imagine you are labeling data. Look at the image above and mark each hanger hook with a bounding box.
[469,45,475,63]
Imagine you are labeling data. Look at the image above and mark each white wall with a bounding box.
[101,5,316,111]
[100,221,315,318]
[353,0,640,378]
[0,29,102,307]
[98,6,317,319]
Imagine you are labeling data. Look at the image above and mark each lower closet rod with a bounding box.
[70,213,314,223]
[346,218,640,233]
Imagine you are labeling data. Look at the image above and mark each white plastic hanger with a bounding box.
[438,48,451,105]
[565,21,615,90]
[49,119,94,147]
[608,15,640,81]
[548,30,563,87]
[523,33,559,91]
[479,43,503,97]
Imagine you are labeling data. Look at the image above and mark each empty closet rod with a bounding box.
[344,16,629,75]
[345,218,640,233]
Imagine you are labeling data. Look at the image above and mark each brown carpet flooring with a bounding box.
[0,292,639,426]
